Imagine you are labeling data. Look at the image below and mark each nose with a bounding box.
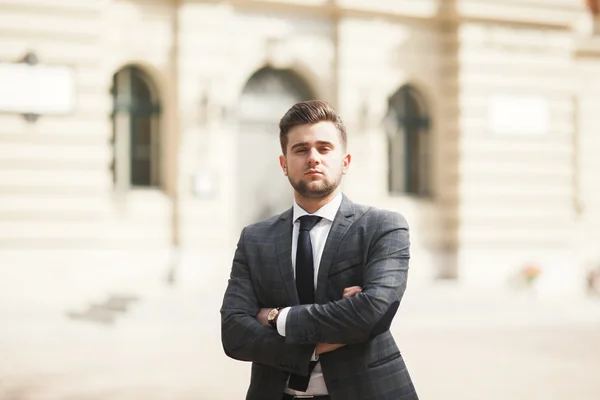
[307,148,321,167]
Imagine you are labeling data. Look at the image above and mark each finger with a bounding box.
[343,286,361,294]
[344,286,361,294]
[343,288,362,298]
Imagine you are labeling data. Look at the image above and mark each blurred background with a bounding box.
[1,0,600,399]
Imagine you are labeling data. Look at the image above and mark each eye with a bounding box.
[295,148,307,154]
[319,147,332,153]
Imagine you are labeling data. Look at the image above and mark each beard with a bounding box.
[287,170,342,199]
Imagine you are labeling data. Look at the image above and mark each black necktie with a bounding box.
[288,215,322,392]
[295,215,322,304]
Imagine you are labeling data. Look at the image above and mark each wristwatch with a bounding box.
[267,307,282,329]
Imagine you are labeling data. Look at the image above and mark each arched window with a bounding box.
[239,67,313,122]
[385,84,431,196]
[111,66,161,189]
[237,67,314,225]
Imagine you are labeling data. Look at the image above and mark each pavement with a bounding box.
[1,269,600,400]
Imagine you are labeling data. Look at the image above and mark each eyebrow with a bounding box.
[290,141,335,150]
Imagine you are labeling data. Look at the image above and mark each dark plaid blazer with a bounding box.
[221,195,418,400]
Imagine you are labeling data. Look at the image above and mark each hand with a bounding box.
[315,343,345,355]
[343,286,362,299]
[256,308,271,328]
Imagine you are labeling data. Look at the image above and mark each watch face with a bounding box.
[268,308,278,321]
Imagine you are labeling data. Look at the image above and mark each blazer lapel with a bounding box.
[274,208,300,305]
[315,195,356,304]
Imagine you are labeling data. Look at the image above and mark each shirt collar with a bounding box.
[293,192,343,224]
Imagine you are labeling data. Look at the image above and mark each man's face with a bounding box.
[279,121,351,199]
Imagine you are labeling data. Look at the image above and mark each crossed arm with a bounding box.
[220,213,410,373]
[282,213,409,345]
[220,228,316,376]
[255,286,363,355]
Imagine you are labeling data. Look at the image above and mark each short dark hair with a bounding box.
[279,100,347,154]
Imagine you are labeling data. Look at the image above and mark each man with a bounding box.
[221,100,418,400]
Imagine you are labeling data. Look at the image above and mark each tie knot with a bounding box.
[298,215,322,232]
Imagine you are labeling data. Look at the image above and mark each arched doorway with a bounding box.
[111,66,161,190]
[385,84,431,196]
[237,67,314,226]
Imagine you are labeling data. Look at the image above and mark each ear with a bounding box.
[279,155,288,176]
[342,153,351,175]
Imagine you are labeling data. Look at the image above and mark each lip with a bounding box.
[305,170,323,175]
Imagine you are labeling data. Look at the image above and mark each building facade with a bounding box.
[1,0,599,305]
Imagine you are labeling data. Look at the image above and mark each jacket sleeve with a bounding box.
[220,227,315,376]
[284,212,410,345]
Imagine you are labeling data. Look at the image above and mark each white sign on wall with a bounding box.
[0,62,76,115]
[487,94,549,136]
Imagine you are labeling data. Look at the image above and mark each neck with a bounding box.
[294,190,340,214]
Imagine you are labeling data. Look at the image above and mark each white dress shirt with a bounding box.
[276,192,343,396]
